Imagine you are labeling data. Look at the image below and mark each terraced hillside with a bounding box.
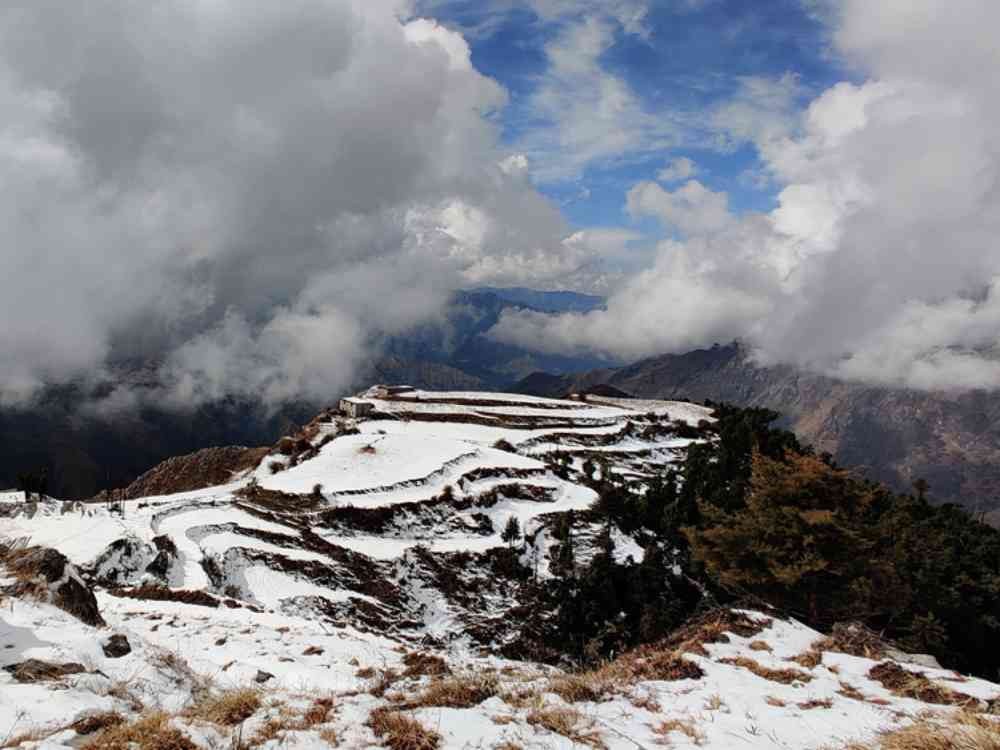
[2,388,998,749]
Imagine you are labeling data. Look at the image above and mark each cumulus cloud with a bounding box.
[0,0,576,406]
[492,0,1000,391]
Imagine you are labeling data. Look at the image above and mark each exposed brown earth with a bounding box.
[120,446,270,499]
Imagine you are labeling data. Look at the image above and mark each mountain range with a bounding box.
[515,343,1000,517]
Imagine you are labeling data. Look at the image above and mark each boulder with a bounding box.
[102,634,132,658]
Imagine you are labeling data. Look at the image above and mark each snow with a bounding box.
[3,388,991,749]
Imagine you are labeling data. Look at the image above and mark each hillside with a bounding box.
[3,388,999,749]
[515,344,1000,514]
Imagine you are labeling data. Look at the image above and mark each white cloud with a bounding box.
[518,16,681,182]
[627,180,733,236]
[0,1,574,406]
[493,0,1000,391]
[657,157,698,183]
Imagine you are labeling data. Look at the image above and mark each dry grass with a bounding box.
[789,649,824,669]
[652,718,705,746]
[815,622,890,661]
[797,698,834,710]
[750,640,773,652]
[187,688,261,725]
[547,672,613,703]
[837,682,867,701]
[81,712,197,750]
[703,694,726,711]
[301,696,335,728]
[526,706,606,749]
[766,696,787,707]
[868,662,978,707]
[401,652,449,678]
[369,669,401,698]
[367,707,441,750]
[410,672,500,708]
[71,712,126,736]
[838,710,1000,749]
[718,656,813,685]
[493,743,523,750]
[2,727,59,748]
[658,609,771,658]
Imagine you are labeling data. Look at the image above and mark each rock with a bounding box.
[145,535,179,580]
[254,669,275,684]
[102,634,131,658]
[886,648,942,670]
[3,659,86,683]
[5,546,105,627]
[302,645,324,656]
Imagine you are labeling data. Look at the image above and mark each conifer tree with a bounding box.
[684,449,880,623]
[501,515,521,549]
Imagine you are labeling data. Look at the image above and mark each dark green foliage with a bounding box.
[501,515,521,548]
[551,526,702,662]
[680,404,1000,680]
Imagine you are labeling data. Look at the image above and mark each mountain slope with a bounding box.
[4,388,997,749]
[515,343,1000,513]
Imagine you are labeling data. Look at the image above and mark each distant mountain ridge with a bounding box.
[515,343,1000,514]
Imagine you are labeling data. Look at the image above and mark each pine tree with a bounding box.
[684,449,880,624]
[501,515,521,549]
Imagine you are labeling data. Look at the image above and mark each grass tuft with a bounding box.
[367,707,441,750]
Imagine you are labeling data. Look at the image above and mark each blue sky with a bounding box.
[420,0,850,231]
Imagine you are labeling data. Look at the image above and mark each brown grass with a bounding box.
[71,712,126,736]
[815,622,890,661]
[367,707,441,750]
[718,656,813,684]
[410,672,500,708]
[766,696,787,707]
[797,698,834,710]
[547,672,613,703]
[867,662,978,707]
[789,650,824,669]
[401,652,450,678]
[302,696,335,728]
[369,669,401,698]
[837,682,867,701]
[81,712,197,750]
[838,710,1000,749]
[652,718,705,746]
[658,609,771,657]
[187,688,261,725]
[526,706,605,749]
[750,640,773,652]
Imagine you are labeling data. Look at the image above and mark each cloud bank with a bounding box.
[492,0,1000,391]
[0,0,578,407]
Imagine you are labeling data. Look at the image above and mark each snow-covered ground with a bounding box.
[2,388,995,749]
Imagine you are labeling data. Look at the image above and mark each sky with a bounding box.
[1,0,999,407]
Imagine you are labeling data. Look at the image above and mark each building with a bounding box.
[339,398,375,418]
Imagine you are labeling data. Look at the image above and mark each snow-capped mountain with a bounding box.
[2,388,997,749]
